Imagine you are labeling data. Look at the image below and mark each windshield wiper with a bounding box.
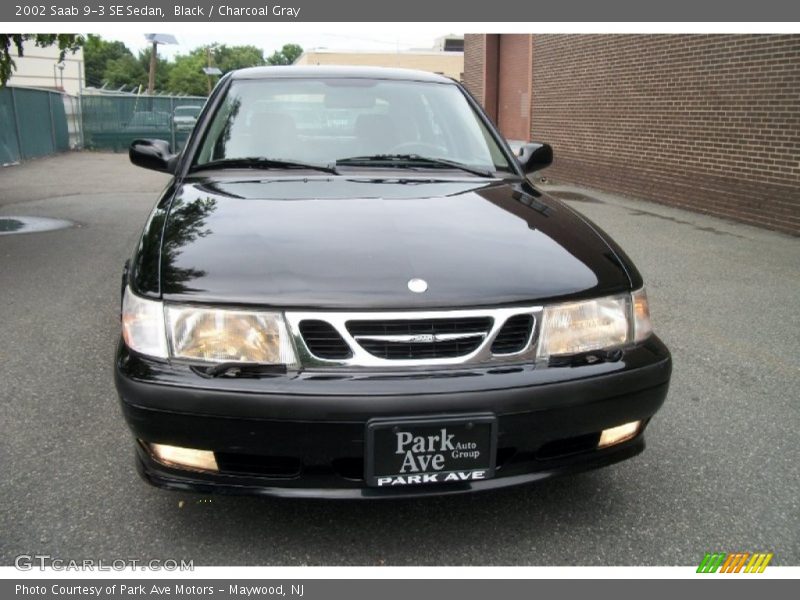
[336,154,495,177]
[191,157,338,175]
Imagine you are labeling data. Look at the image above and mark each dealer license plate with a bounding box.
[365,414,497,487]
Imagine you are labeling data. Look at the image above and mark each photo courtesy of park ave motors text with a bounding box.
[0,27,797,566]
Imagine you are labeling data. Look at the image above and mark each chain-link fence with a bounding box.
[0,86,71,165]
[81,93,207,153]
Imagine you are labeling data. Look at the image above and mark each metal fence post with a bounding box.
[9,87,24,160]
[170,96,176,151]
[77,60,85,148]
[48,92,57,153]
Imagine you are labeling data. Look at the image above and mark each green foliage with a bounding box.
[3,34,303,94]
[85,36,173,91]
[102,55,147,90]
[0,34,84,87]
[266,44,303,66]
[137,47,173,90]
[168,44,268,95]
[167,52,208,96]
[84,34,131,87]
[212,44,266,72]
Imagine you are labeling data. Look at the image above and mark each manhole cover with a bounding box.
[0,216,73,235]
[547,191,604,204]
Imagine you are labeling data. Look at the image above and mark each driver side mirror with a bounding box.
[129,139,178,173]
[517,142,553,174]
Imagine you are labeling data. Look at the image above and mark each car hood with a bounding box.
[141,175,633,309]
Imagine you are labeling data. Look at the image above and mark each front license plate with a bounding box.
[365,414,497,488]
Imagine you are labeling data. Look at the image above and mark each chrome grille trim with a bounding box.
[353,332,487,344]
[285,306,541,369]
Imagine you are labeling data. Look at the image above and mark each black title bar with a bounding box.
[4,0,800,22]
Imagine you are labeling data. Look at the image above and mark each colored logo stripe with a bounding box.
[745,553,774,573]
[697,553,726,573]
[720,553,749,573]
[697,552,773,573]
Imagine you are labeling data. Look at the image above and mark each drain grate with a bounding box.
[0,216,72,235]
[0,219,24,233]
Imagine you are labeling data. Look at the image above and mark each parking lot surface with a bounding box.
[1,152,797,565]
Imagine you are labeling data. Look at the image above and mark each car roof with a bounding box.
[229,65,455,84]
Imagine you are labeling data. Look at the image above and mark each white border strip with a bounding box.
[2,566,799,579]
[6,22,800,34]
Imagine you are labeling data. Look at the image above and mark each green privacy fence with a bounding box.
[0,87,70,165]
[81,94,207,153]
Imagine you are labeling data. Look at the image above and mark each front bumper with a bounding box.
[115,336,671,499]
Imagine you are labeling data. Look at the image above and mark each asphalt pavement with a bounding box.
[0,152,797,566]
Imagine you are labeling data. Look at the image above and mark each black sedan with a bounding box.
[116,66,671,498]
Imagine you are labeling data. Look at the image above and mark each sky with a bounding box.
[112,25,463,60]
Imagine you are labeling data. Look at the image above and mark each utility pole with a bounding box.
[147,39,157,94]
[144,34,178,95]
[207,46,212,95]
[202,46,222,96]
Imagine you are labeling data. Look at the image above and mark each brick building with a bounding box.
[463,34,800,235]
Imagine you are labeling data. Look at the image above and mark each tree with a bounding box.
[167,45,269,95]
[102,55,147,90]
[83,34,131,87]
[266,44,303,66]
[84,35,172,91]
[213,44,266,72]
[137,47,173,90]
[167,53,207,96]
[0,34,84,87]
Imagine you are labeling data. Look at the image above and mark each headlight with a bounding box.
[121,287,297,366]
[122,286,168,359]
[165,305,297,366]
[537,289,653,360]
[631,287,653,342]
[537,294,630,359]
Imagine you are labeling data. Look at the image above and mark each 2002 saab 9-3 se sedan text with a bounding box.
[115,66,672,498]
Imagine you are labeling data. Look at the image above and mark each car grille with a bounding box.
[346,317,492,360]
[289,307,541,368]
[490,314,534,354]
[298,320,352,359]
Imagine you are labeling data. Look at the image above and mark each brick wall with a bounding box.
[463,34,486,104]
[497,34,532,141]
[464,34,800,235]
[532,34,800,235]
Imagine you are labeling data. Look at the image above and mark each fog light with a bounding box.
[149,443,218,472]
[598,421,641,449]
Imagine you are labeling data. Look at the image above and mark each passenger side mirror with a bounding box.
[129,139,177,173]
[517,142,553,174]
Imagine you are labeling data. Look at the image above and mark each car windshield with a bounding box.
[193,78,511,173]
